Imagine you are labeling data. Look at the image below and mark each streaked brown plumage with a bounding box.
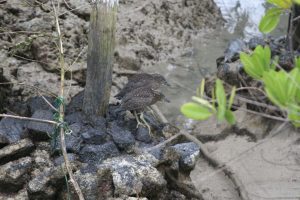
[115,73,169,100]
[120,87,169,111]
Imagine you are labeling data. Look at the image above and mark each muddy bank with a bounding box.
[0,0,223,104]
[0,0,224,199]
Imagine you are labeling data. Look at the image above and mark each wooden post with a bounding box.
[83,0,118,116]
[293,4,300,50]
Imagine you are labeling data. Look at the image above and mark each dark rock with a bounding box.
[79,142,120,164]
[80,164,98,174]
[81,128,109,145]
[278,51,294,70]
[108,122,135,152]
[66,91,84,114]
[162,146,181,171]
[0,157,32,192]
[224,39,247,62]
[27,110,55,141]
[0,139,34,164]
[6,101,30,117]
[217,60,242,86]
[148,147,163,161]
[89,115,107,130]
[135,126,152,143]
[171,142,200,172]
[0,117,27,145]
[99,154,166,197]
[248,37,266,50]
[0,188,28,200]
[68,123,83,135]
[54,132,82,154]
[54,153,77,166]
[65,112,87,124]
[26,96,55,115]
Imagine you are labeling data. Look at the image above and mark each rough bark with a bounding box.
[83,1,118,116]
[293,4,300,50]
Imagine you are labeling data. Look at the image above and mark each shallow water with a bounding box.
[143,0,288,123]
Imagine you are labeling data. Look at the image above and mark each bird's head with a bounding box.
[154,92,170,103]
[152,74,170,86]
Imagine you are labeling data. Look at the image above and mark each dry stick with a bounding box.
[231,105,288,122]
[181,131,251,200]
[37,91,58,112]
[190,122,288,200]
[235,95,282,112]
[147,130,252,200]
[51,1,85,200]
[150,105,251,200]
[0,114,58,125]
[235,86,266,96]
[238,74,264,113]
[151,105,168,124]
[293,15,300,22]
[288,6,294,55]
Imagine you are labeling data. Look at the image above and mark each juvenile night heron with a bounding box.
[120,87,170,135]
[115,73,169,100]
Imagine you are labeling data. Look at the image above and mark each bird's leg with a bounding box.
[140,112,152,136]
[147,107,155,117]
[134,110,143,128]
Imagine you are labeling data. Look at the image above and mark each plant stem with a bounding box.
[51,1,85,199]
[0,114,58,125]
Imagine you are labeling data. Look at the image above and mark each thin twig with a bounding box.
[0,114,58,125]
[288,6,294,54]
[150,105,168,124]
[38,91,58,112]
[51,1,85,199]
[293,15,300,22]
[231,105,288,122]
[235,95,282,112]
[235,86,266,96]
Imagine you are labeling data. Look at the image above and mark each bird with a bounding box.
[115,73,170,100]
[120,87,170,135]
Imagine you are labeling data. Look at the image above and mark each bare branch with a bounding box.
[51,1,85,199]
[0,114,58,125]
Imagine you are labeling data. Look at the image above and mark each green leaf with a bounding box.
[240,52,262,79]
[259,8,283,33]
[225,110,236,125]
[267,0,292,9]
[200,79,205,97]
[288,108,300,127]
[196,79,206,97]
[295,57,300,70]
[215,79,226,121]
[181,102,213,120]
[263,70,290,108]
[192,96,216,112]
[228,86,236,109]
[288,68,299,100]
[294,0,300,5]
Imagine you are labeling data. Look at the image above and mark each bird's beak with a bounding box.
[164,81,171,87]
[164,97,171,103]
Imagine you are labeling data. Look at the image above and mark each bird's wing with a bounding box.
[121,96,153,111]
[121,89,152,102]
